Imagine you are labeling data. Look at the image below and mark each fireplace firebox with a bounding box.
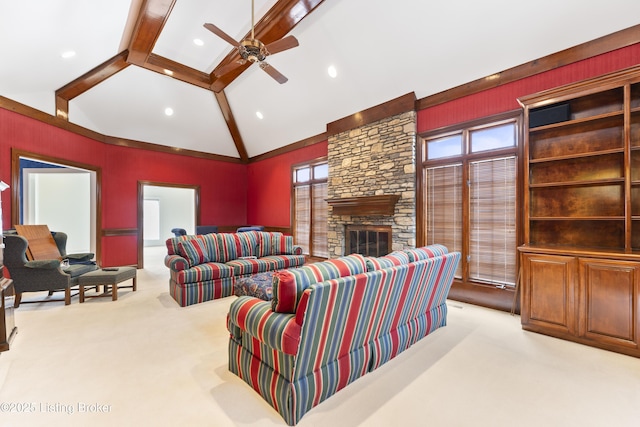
[345,225,392,257]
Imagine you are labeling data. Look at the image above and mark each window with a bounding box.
[293,160,328,258]
[421,116,519,289]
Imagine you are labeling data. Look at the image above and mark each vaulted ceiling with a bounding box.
[2,1,640,163]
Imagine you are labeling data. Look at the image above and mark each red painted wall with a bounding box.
[418,45,640,132]
[246,141,328,228]
[0,108,247,266]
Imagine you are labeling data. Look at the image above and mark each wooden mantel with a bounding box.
[326,195,400,216]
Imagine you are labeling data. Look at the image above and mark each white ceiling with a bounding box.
[1,0,639,159]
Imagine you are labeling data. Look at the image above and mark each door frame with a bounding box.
[137,181,200,269]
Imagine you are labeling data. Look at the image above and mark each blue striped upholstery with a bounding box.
[228,250,461,425]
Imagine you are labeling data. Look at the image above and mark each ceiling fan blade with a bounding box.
[214,60,246,78]
[203,23,241,47]
[265,36,299,55]
[260,62,288,84]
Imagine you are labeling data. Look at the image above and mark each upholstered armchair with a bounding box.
[236,225,265,232]
[195,225,218,234]
[3,232,97,307]
[171,228,187,237]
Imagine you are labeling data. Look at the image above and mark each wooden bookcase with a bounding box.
[518,65,640,357]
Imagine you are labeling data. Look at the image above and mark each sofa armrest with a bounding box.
[228,296,301,355]
[164,254,189,271]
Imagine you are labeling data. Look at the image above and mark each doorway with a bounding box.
[137,181,199,269]
[11,150,99,258]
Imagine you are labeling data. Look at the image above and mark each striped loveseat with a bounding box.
[227,244,460,425]
[164,231,305,307]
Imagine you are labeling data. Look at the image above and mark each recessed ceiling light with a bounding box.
[327,65,337,78]
[256,111,264,120]
[164,107,174,117]
[193,38,204,46]
[61,51,76,59]
[163,69,174,76]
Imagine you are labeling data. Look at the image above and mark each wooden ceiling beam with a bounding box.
[145,54,212,89]
[211,0,325,92]
[127,0,176,65]
[214,91,249,163]
[55,50,130,120]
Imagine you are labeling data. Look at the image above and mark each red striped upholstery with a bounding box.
[228,250,461,425]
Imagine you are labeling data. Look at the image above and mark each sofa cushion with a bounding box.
[175,262,235,284]
[226,258,275,276]
[259,254,306,269]
[271,254,367,313]
[404,244,449,262]
[177,238,210,267]
[365,251,412,271]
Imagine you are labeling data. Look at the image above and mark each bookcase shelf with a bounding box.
[518,65,640,358]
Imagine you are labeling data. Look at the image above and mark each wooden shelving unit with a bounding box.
[518,65,640,357]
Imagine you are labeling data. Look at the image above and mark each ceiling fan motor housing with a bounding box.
[240,39,267,62]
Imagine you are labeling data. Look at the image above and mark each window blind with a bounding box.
[425,163,463,277]
[469,156,517,286]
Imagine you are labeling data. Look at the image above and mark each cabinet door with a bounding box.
[521,253,577,335]
[578,258,639,349]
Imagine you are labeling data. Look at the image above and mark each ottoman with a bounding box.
[78,266,137,302]
[234,271,275,301]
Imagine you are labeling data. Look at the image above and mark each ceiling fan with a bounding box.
[204,0,299,86]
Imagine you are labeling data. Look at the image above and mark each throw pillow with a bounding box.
[216,233,242,262]
[365,251,411,270]
[272,269,313,313]
[235,230,260,257]
[178,238,210,267]
[404,244,448,262]
[272,234,294,255]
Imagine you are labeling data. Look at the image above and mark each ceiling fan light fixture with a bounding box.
[240,39,267,62]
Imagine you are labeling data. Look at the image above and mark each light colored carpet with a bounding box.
[1,246,639,427]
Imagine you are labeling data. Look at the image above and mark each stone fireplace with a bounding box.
[326,105,417,258]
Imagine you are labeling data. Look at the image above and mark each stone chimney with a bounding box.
[326,110,417,257]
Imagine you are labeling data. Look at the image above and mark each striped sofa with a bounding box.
[227,244,461,425]
[164,231,305,307]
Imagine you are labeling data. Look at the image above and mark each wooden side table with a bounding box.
[1,278,17,352]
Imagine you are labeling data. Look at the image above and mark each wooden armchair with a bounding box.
[3,231,97,307]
